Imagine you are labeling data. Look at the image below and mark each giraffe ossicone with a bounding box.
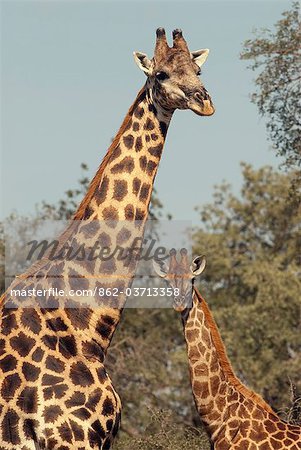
[153,249,301,449]
[0,29,214,449]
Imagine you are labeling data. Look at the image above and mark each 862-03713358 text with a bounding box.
[9,286,180,298]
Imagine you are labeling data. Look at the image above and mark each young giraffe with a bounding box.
[0,30,214,449]
[154,249,301,449]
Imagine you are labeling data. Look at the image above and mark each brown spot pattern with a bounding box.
[148,143,163,158]
[146,160,157,176]
[43,405,63,423]
[132,178,141,196]
[139,183,151,202]
[117,227,131,245]
[102,206,119,222]
[0,355,17,373]
[135,208,145,221]
[22,362,40,381]
[123,134,134,149]
[20,309,41,334]
[2,313,17,336]
[17,387,38,413]
[111,157,134,174]
[125,204,134,221]
[135,136,143,152]
[10,333,35,357]
[110,144,121,162]
[113,180,128,201]
[1,373,21,399]
[132,121,140,131]
[96,176,109,204]
[70,362,94,387]
[144,117,155,130]
[139,156,147,171]
[134,106,144,119]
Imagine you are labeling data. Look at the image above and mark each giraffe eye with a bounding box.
[155,71,169,81]
[196,69,201,76]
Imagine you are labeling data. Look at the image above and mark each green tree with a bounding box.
[193,163,301,412]
[114,409,209,450]
[241,2,301,170]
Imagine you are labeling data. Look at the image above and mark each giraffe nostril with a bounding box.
[194,92,204,105]
[203,89,209,100]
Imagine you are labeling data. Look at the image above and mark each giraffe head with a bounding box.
[134,28,215,116]
[153,248,206,311]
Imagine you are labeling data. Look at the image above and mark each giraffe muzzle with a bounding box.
[187,91,215,116]
[173,296,187,312]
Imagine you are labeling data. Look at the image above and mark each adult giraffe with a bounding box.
[154,249,301,450]
[0,29,214,449]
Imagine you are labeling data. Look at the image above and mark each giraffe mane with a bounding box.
[194,287,278,417]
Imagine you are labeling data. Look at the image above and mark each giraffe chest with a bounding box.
[0,308,121,449]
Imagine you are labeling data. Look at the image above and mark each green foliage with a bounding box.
[107,308,207,440]
[241,2,301,170]
[286,381,301,425]
[278,380,301,425]
[114,409,209,450]
[193,163,301,411]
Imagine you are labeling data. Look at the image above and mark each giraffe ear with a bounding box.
[190,255,206,276]
[191,49,210,68]
[152,258,168,278]
[133,52,152,75]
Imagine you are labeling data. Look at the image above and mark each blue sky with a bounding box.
[1,1,290,223]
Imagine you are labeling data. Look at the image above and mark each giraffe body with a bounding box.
[187,291,301,450]
[0,83,169,450]
[154,250,301,449]
[0,30,214,448]
[0,306,121,450]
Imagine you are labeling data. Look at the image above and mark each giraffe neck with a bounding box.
[74,83,173,222]
[182,288,277,442]
[20,84,174,354]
